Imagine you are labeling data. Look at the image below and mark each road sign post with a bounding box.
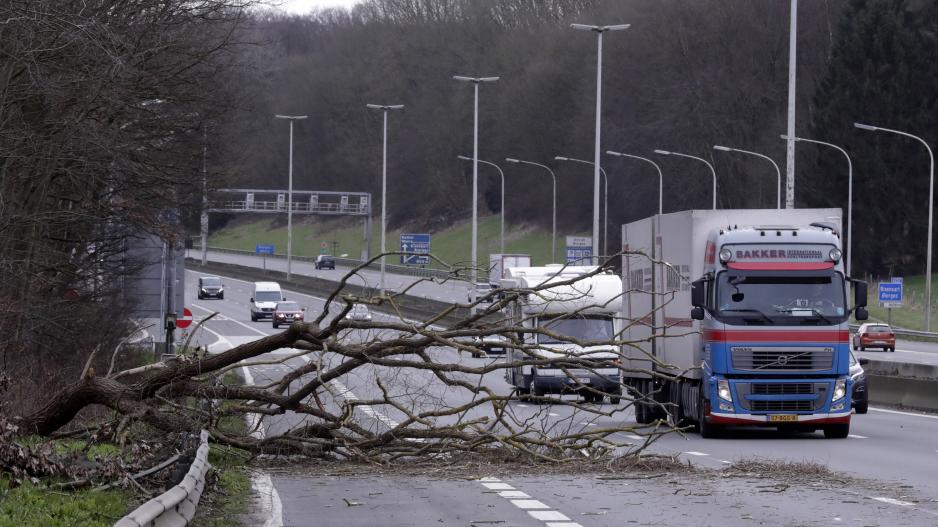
[256,244,275,271]
[565,236,593,265]
[879,279,904,326]
[400,234,431,265]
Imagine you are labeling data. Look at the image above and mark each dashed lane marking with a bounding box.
[477,478,582,527]
[870,497,914,507]
[848,434,868,439]
[683,451,709,456]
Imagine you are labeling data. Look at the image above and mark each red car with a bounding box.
[272,301,304,329]
[853,323,896,352]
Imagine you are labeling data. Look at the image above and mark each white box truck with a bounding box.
[501,265,622,403]
[620,209,868,438]
[488,254,532,286]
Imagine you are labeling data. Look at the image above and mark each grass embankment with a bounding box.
[0,441,134,527]
[208,215,575,269]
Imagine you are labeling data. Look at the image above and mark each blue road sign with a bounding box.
[565,247,593,264]
[400,234,430,265]
[256,244,275,255]
[878,282,903,306]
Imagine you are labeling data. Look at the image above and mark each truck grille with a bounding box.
[751,383,814,395]
[731,347,834,372]
[750,400,814,412]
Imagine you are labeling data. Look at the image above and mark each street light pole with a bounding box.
[653,149,717,209]
[555,156,609,257]
[458,156,506,254]
[780,135,852,276]
[713,145,781,209]
[785,0,798,209]
[367,104,404,296]
[605,151,663,215]
[855,122,935,330]
[506,158,557,262]
[201,125,208,265]
[571,23,630,264]
[274,114,308,281]
[454,76,499,299]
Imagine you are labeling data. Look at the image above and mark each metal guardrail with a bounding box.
[193,245,458,281]
[114,430,212,527]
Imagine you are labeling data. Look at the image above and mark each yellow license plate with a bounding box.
[769,415,798,422]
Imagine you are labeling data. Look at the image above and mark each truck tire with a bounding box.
[250,312,257,322]
[823,423,850,438]
[697,392,723,439]
[854,400,868,414]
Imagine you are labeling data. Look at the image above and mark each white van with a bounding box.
[250,282,284,321]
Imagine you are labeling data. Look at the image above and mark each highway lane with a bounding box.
[195,249,472,303]
[184,268,938,524]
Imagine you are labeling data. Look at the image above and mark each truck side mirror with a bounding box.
[690,306,705,320]
[855,306,869,321]
[853,280,868,308]
[691,278,706,308]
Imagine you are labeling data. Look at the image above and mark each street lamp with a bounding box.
[713,145,782,209]
[605,151,663,215]
[506,158,557,262]
[366,103,404,296]
[780,135,853,277]
[274,114,308,280]
[454,75,499,301]
[653,149,717,210]
[458,155,505,254]
[855,122,935,331]
[571,23,630,264]
[555,156,609,257]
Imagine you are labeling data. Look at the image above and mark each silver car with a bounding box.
[346,304,372,321]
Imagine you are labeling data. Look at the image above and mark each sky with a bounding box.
[276,0,362,14]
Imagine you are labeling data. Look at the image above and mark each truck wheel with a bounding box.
[698,394,723,438]
[823,423,850,438]
[272,321,278,329]
[855,401,868,414]
[251,312,257,322]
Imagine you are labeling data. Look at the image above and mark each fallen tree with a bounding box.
[11,255,684,464]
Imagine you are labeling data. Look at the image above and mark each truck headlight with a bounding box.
[717,380,732,402]
[832,379,847,401]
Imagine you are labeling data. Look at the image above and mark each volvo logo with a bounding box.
[777,355,790,365]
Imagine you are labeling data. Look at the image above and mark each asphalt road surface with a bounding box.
[183,268,938,526]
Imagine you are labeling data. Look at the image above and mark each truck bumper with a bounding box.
[707,411,851,426]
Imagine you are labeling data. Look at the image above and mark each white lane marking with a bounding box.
[498,490,531,499]
[624,434,643,441]
[529,511,571,522]
[511,500,550,510]
[253,472,284,527]
[869,407,938,420]
[548,413,559,417]
[871,497,915,507]
[238,363,283,527]
[683,451,709,456]
[848,434,868,439]
[720,460,733,464]
[545,523,583,527]
[200,324,231,352]
[479,477,500,482]
[481,482,515,490]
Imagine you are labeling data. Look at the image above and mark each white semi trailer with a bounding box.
[501,265,623,403]
[620,209,869,438]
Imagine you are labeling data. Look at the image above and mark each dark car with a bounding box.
[197,276,224,300]
[853,323,896,352]
[849,351,869,414]
[272,301,304,329]
[315,255,335,270]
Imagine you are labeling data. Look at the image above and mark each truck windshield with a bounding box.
[537,315,615,343]
[255,291,282,302]
[716,273,846,324]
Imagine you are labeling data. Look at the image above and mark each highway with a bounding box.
[184,267,938,526]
